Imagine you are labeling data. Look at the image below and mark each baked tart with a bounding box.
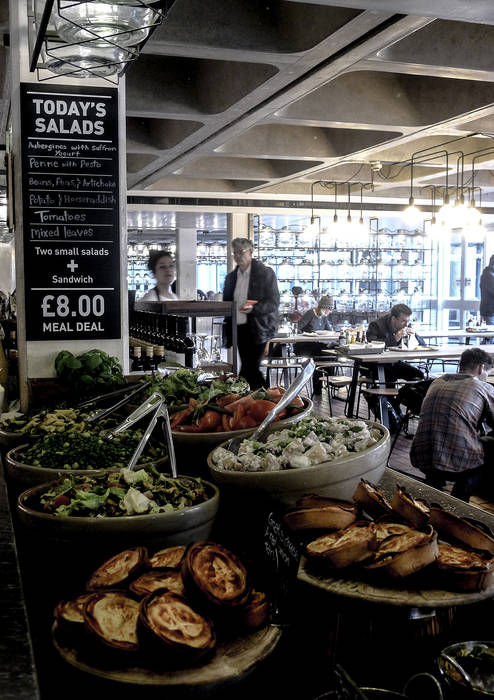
[182,542,250,609]
[364,524,438,578]
[391,485,430,528]
[139,589,215,661]
[305,521,377,568]
[149,545,186,570]
[284,497,359,532]
[129,569,185,598]
[87,546,149,591]
[430,504,494,555]
[353,479,393,518]
[434,542,494,591]
[84,590,140,653]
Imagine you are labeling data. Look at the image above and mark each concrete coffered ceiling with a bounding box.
[124,0,494,210]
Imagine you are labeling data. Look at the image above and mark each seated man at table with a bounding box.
[294,295,334,394]
[366,303,426,383]
[410,348,494,502]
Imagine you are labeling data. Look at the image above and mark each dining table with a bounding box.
[329,343,494,429]
[268,331,340,351]
[420,328,494,343]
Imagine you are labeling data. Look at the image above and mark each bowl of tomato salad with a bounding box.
[169,387,312,446]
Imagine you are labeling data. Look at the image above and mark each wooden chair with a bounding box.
[261,356,313,397]
[320,373,353,416]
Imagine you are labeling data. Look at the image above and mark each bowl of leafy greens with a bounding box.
[140,368,312,446]
[17,467,219,543]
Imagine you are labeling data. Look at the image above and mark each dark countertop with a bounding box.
[2,465,494,700]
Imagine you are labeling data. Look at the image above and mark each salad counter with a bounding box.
[3,464,494,699]
[2,366,494,699]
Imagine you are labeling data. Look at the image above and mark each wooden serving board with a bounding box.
[52,622,282,687]
[298,557,494,608]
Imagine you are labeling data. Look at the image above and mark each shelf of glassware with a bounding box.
[128,255,154,296]
[134,300,237,375]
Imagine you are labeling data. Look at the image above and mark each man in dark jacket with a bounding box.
[366,303,426,383]
[223,238,280,389]
[365,304,426,428]
[480,255,494,331]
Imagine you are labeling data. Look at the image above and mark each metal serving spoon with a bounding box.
[225,358,315,455]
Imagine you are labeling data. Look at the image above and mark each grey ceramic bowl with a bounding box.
[0,428,25,450]
[17,477,219,544]
[206,420,390,505]
[5,443,168,489]
[171,397,313,447]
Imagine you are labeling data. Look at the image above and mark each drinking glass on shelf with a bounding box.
[195,333,211,364]
[211,335,222,362]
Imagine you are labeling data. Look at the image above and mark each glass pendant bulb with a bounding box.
[403,196,422,225]
[438,193,454,226]
[304,216,319,236]
[42,43,130,77]
[55,2,158,47]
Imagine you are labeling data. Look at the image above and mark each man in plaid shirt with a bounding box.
[410,348,494,502]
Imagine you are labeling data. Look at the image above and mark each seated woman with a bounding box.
[135,250,177,303]
[294,295,334,394]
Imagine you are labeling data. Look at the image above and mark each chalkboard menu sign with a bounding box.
[20,83,121,341]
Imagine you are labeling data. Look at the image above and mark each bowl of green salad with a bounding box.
[207,416,390,505]
[17,467,219,543]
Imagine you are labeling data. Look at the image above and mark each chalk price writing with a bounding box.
[41,294,105,318]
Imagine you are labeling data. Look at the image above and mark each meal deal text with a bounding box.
[21,84,121,340]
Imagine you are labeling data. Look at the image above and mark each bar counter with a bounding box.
[2,464,494,699]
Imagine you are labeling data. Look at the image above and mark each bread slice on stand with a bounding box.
[364,525,438,579]
[391,485,430,528]
[305,521,377,568]
[284,496,359,532]
[430,504,494,555]
[434,542,494,592]
[353,479,393,519]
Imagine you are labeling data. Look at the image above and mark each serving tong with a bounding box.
[81,380,152,424]
[105,392,177,477]
[225,358,315,455]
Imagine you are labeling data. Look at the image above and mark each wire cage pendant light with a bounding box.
[29,0,173,83]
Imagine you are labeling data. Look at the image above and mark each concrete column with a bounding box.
[226,212,249,273]
[176,212,197,300]
[10,0,128,409]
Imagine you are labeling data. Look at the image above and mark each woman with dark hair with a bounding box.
[136,250,177,302]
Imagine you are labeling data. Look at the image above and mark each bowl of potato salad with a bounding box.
[207,417,390,505]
